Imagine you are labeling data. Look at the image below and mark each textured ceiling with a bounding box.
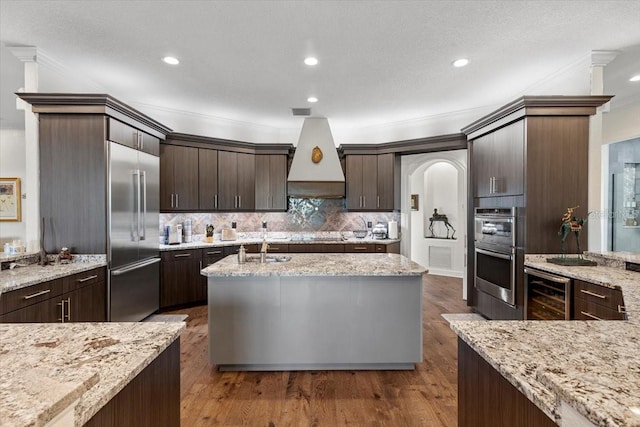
[1,0,639,137]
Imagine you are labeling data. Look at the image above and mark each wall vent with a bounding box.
[291,108,312,116]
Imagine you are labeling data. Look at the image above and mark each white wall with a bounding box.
[603,99,640,144]
[401,150,467,297]
[0,129,26,244]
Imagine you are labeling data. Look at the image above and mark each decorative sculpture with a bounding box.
[548,206,596,266]
[428,209,456,239]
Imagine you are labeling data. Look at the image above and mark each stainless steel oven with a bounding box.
[474,208,516,306]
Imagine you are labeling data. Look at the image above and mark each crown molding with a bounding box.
[591,50,620,67]
[7,46,38,62]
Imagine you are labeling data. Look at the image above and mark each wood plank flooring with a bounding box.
[167,274,472,426]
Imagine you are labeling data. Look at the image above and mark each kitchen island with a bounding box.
[201,253,426,371]
[451,252,640,427]
[0,322,184,427]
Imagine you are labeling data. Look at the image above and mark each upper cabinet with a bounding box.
[472,120,524,197]
[198,148,218,210]
[255,154,287,211]
[109,118,160,156]
[218,151,256,211]
[160,144,199,211]
[345,153,399,211]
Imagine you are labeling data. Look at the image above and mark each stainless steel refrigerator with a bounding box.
[108,141,160,321]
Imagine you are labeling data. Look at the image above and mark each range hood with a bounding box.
[287,117,345,198]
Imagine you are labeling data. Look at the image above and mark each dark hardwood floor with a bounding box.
[167,274,472,426]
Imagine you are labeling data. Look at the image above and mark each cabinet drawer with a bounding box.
[1,279,63,315]
[267,244,289,253]
[63,267,106,293]
[344,243,374,253]
[161,249,201,262]
[574,296,625,320]
[375,244,387,253]
[574,280,623,309]
[201,248,224,258]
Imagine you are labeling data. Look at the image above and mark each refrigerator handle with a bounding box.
[135,169,141,242]
[131,170,139,242]
[140,170,146,241]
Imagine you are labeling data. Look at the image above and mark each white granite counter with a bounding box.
[0,322,185,427]
[160,231,400,251]
[201,253,426,277]
[452,251,640,427]
[0,255,107,294]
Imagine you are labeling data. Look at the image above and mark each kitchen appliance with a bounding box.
[524,268,571,320]
[108,142,160,322]
[183,219,192,243]
[474,207,517,306]
[372,222,388,239]
[167,224,182,245]
[388,219,398,239]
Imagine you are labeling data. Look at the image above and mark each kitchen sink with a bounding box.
[245,255,291,263]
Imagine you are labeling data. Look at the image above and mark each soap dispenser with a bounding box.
[238,245,247,264]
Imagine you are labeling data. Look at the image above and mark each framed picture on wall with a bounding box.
[0,177,21,222]
[411,194,419,211]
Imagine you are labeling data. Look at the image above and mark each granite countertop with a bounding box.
[160,232,400,251]
[201,253,426,277]
[0,322,185,427]
[451,252,640,427]
[0,255,107,294]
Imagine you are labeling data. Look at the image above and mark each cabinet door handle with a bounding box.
[377,196,380,208]
[174,253,191,258]
[214,194,218,209]
[580,311,602,320]
[139,133,144,151]
[170,194,174,208]
[618,305,627,313]
[23,289,51,300]
[359,196,363,208]
[580,289,606,299]
[133,130,138,149]
[199,261,203,269]
[175,193,179,208]
[363,196,366,207]
[65,298,71,322]
[77,274,98,283]
[58,300,65,322]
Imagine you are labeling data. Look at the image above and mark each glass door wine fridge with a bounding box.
[524,268,571,320]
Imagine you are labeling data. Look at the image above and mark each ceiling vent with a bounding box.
[291,107,312,116]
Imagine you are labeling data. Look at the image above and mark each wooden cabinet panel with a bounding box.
[473,121,524,197]
[218,151,255,211]
[109,119,159,156]
[1,279,63,315]
[198,148,218,210]
[63,268,106,294]
[160,144,199,211]
[160,249,204,308]
[68,280,107,322]
[255,155,287,211]
[574,297,625,320]
[573,279,625,320]
[346,154,396,211]
[0,298,60,323]
[266,243,289,253]
[344,243,375,253]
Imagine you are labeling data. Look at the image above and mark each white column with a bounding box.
[587,50,618,252]
[9,47,40,252]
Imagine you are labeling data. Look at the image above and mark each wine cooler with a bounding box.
[524,268,571,320]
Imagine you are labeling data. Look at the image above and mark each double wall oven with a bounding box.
[474,208,517,306]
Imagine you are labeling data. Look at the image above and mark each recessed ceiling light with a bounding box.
[452,58,469,68]
[307,97,318,103]
[630,74,640,82]
[162,56,180,65]
[304,57,318,66]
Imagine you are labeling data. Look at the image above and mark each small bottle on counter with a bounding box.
[238,245,247,264]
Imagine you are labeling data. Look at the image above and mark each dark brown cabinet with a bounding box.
[218,151,255,211]
[573,279,625,320]
[160,249,204,309]
[464,96,612,319]
[255,154,287,211]
[198,148,219,210]
[346,154,398,211]
[160,144,199,211]
[0,268,107,323]
[472,121,524,197]
[109,118,160,156]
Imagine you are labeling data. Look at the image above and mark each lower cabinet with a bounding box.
[0,267,107,323]
[573,279,625,320]
[160,249,204,309]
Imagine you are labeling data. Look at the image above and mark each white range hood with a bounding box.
[287,117,345,198]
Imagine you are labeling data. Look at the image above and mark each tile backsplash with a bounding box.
[160,198,400,235]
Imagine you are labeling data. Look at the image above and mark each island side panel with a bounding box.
[207,275,422,369]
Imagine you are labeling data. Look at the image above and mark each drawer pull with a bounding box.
[77,274,98,283]
[174,254,191,258]
[580,289,606,299]
[354,247,367,250]
[206,251,222,255]
[580,311,602,320]
[24,289,51,300]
